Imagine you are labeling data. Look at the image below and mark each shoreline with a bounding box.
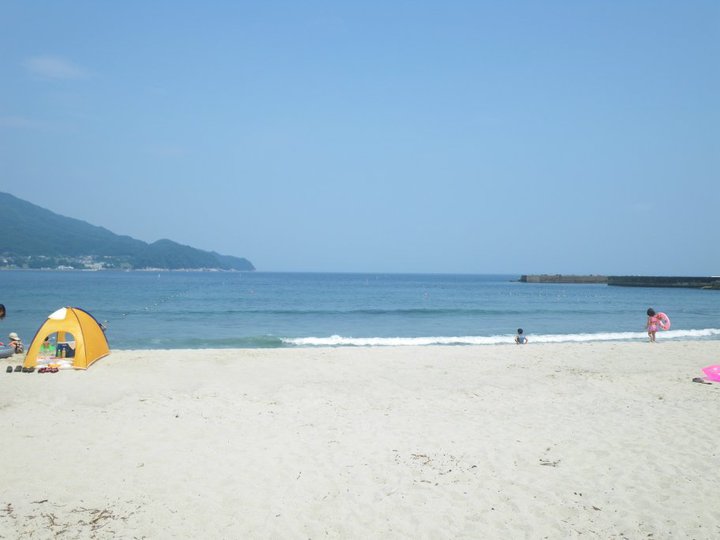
[2,341,719,537]
[68,330,720,349]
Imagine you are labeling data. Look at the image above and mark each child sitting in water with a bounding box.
[515,328,528,344]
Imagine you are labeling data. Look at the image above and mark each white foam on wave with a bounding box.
[283,328,720,347]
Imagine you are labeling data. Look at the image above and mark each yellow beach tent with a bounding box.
[23,307,110,370]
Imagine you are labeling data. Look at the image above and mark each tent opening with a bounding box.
[38,331,77,359]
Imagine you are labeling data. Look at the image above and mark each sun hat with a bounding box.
[8,332,20,341]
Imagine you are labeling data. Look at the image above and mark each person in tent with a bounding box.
[39,336,54,357]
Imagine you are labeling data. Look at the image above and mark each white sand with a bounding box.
[1,341,719,539]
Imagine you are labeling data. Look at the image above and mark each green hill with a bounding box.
[0,192,255,271]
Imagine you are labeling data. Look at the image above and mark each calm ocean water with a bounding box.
[0,271,718,349]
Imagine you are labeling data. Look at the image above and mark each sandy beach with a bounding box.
[1,341,719,539]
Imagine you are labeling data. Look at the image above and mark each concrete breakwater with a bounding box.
[520,275,608,284]
[607,276,720,289]
[521,275,720,289]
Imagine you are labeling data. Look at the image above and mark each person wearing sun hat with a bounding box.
[8,332,23,354]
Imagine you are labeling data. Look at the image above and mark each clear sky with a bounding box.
[1,1,718,274]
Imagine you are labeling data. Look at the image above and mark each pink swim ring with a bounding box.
[656,312,671,330]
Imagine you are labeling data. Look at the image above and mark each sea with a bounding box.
[1,271,718,350]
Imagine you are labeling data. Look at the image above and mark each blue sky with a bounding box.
[1,1,718,274]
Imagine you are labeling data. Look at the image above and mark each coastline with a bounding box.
[2,341,719,538]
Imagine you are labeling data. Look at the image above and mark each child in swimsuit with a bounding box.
[646,308,658,342]
[515,328,528,344]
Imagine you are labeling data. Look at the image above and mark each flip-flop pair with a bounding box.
[7,365,39,373]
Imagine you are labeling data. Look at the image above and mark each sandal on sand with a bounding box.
[14,365,22,372]
[38,367,48,374]
[49,368,59,373]
[692,377,712,385]
[5,366,12,373]
[28,366,35,373]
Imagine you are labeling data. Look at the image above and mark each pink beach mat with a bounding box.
[702,365,720,383]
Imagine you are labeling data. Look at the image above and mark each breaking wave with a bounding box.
[283,328,720,347]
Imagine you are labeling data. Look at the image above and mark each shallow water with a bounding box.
[1,271,718,349]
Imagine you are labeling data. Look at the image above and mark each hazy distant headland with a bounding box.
[0,192,254,271]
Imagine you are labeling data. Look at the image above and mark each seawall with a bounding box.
[520,275,720,289]
[520,275,608,284]
[607,276,720,289]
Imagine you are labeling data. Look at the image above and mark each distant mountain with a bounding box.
[0,192,254,271]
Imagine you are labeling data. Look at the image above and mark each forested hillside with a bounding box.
[0,192,254,271]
